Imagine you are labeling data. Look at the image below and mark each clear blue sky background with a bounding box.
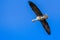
[0,0,60,40]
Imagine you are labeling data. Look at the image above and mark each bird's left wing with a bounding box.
[40,19,51,35]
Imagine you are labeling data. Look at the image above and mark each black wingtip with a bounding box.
[28,1,34,6]
[45,28,51,35]
[48,31,51,35]
[46,28,51,35]
[28,1,32,4]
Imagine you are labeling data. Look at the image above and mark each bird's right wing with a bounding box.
[28,1,43,16]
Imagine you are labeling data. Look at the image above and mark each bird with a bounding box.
[28,1,51,35]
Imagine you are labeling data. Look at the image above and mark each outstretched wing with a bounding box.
[28,1,43,16]
[40,20,51,35]
[28,1,51,35]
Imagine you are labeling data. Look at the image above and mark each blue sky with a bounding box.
[0,0,60,40]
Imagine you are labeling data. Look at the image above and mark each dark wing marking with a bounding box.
[40,20,51,35]
[28,1,43,16]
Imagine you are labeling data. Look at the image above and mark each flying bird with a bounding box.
[28,1,51,35]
